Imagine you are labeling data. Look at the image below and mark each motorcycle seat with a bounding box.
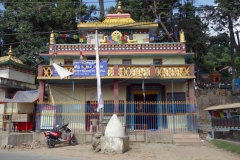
[51,131,62,135]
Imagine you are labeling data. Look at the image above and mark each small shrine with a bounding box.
[0,46,37,132]
[210,67,221,84]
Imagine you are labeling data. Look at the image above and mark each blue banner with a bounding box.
[52,60,108,77]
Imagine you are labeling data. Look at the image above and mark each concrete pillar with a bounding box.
[188,79,195,103]
[188,79,195,131]
[38,80,45,103]
[114,80,119,113]
[114,65,118,76]
[189,64,195,76]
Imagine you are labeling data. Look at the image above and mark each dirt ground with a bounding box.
[2,141,240,160]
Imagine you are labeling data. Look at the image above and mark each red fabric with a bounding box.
[62,34,66,38]
[17,122,33,131]
[79,45,83,60]
[213,111,218,118]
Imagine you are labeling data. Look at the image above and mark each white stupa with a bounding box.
[105,114,125,137]
[101,114,129,154]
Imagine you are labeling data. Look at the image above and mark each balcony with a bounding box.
[38,64,195,79]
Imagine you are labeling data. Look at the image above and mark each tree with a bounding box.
[0,0,98,68]
[171,1,209,72]
[107,0,178,22]
[200,0,240,79]
[99,0,104,17]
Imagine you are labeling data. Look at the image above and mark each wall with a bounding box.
[165,82,186,93]
[162,56,185,65]
[49,84,127,102]
[9,70,35,84]
[5,103,34,114]
[50,56,186,66]
[0,69,9,78]
[104,56,185,65]
[0,89,6,130]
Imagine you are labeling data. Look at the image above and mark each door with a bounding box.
[134,93,158,130]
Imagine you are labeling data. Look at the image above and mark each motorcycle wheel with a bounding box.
[69,136,77,145]
[46,139,55,148]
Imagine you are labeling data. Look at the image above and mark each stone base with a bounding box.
[101,136,129,154]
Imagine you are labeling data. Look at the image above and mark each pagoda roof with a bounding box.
[77,13,158,28]
[78,2,158,29]
[0,55,24,65]
[0,46,36,72]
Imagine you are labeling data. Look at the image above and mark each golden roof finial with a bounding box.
[180,29,185,43]
[116,1,122,14]
[50,31,55,45]
[8,45,13,56]
[213,66,216,71]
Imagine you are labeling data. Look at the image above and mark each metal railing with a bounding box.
[35,101,198,134]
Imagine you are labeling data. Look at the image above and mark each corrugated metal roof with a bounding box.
[204,103,240,111]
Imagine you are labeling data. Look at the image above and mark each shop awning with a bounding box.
[204,103,240,111]
[0,90,39,103]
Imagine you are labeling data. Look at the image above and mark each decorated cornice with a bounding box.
[48,43,186,54]
[77,22,158,28]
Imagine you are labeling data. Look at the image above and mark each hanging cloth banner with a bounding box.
[52,63,73,79]
[52,60,108,77]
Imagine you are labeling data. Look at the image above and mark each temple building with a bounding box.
[0,46,37,131]
[37,2,197,142]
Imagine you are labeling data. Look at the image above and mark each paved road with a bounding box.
[0,150,85,160]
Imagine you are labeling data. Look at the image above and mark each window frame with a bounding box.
[64,59,73,65]
[153,58,162,65]
[122,59,132,65]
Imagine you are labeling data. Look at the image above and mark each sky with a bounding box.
[0,0,215,11]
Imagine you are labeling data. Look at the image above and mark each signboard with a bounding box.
[52,60,108,77]
[232,79,240,92]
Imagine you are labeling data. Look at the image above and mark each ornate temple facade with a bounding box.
[37,3,197,136]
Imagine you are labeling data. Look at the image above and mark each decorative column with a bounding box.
[188,64,196,131]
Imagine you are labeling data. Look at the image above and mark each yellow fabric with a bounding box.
[132,90,158,95]
[220,112,224,118]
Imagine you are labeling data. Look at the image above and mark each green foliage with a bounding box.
[0,0,98,68]
[211,139,240,154]
[109,0,178,22]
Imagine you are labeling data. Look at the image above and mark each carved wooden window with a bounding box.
[64,59,73,65]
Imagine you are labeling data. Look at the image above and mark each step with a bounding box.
[173,134,200,139]
[173,138,202,143]
[175,141,202,146]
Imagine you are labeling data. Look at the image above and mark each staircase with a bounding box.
[173,133,202,146]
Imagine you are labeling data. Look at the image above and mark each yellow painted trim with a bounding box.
[132,90,159,95]
[77,22,158,28]
[37,76,195,80]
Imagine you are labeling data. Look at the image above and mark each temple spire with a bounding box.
[50,31,55,45]
[8,45,13,56]
[116,1,122,14]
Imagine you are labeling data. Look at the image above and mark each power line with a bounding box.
[0,15,211,37]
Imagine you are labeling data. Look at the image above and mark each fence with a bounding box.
[35,101,198,134]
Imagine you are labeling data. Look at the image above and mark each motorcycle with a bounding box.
[44,123,77,148]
